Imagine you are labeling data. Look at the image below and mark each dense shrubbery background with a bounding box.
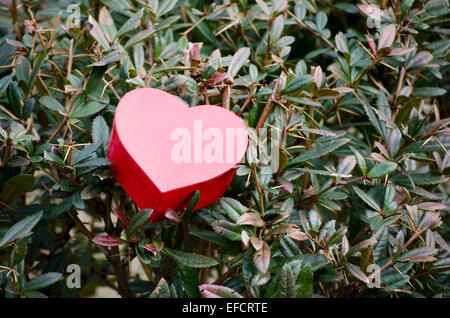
[0,0,449,298]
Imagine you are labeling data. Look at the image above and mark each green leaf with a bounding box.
[397,247,438,262]
[326,226,348,247]
[353,186,381,211]
[75,157,111,169]
[0,211,43,248]
[190,228,237,249]
[44,151,66,167]
[374,226,389,261]
[368,162,397,178]
[249,64,258,81]
[296,264,313,297]
[357,90,386,141]
[219,197,247,222]
[288,138,350,166]
[88,51,127,67]
[88,15,110,50]
[14,243,28,264]
[126,209,153,239]
[284,96,321,107]
[92,115,110,153]
[242,251,255,285]
[116,9,143,39]
[227,47,250,79]
[135,243,159,265]
[199,284,243,298]
[294,168,352,178]
[408,173,449,185]
[163,248,218,268]
[315,11,327,29]
[155,0,178,17]
[98,7,117,42]
[381,268,409,290]
[276,263,296,298]
[124,28,156,50]
[350,146,367,175]
[413,87,446,97]
[284,75,313,93]
[394,97,420,126]
[279,236,302,258]
[23,97,35,119]
[39,96,65,112]
[7,81,22,118]
[23,272,62,291]
[184,190,200,219]
[0,75,12,95]
[345,263,369,283]
[179,265,201,298]
[346,238,377,256]
[28,50,47,90]
[335,32,348,53]
[211,220,242,241]
[86,66,108,96]
[388,128,402,158]
[149,278,171,298]
[71,101,107,118]
[2,174,35,203]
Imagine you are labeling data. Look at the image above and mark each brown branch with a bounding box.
[236,82,256,116]
[298,176,367,208]
[214,268,238,285]
[287,10,335,50]
[256,80,279,134]
[182,220,192,252]
[67,209,133,298]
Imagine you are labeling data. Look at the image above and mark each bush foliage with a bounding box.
[0,0,449,298]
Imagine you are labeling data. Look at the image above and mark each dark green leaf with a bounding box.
[126,209,153,239]
[368,162,397,178]
[39,96,65,112]
[179,265,201,298]
[0,211,43,248]
[1,174,35,203]
[296,264,313,297]
[7,81,22,118]
[23,272,62,291]
[288,138,350,166]
[353,186,381,211]
[285,75,313,93]
[276,263,296,298]
[163,248,218,268]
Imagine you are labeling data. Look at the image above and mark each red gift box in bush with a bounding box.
[107,88,248,222]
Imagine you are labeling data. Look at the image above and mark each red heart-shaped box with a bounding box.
[107,88,248,222]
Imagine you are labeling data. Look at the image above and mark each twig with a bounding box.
[298,176,367,207]
[182,220,192,252]
[252,165,265,215]
[256,80,279,134]
[287,10,335,50]
[214,268,237,285]
[67,209,132,297]
[236,82,256,116]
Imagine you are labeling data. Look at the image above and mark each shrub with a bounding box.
[0,0,448,298]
